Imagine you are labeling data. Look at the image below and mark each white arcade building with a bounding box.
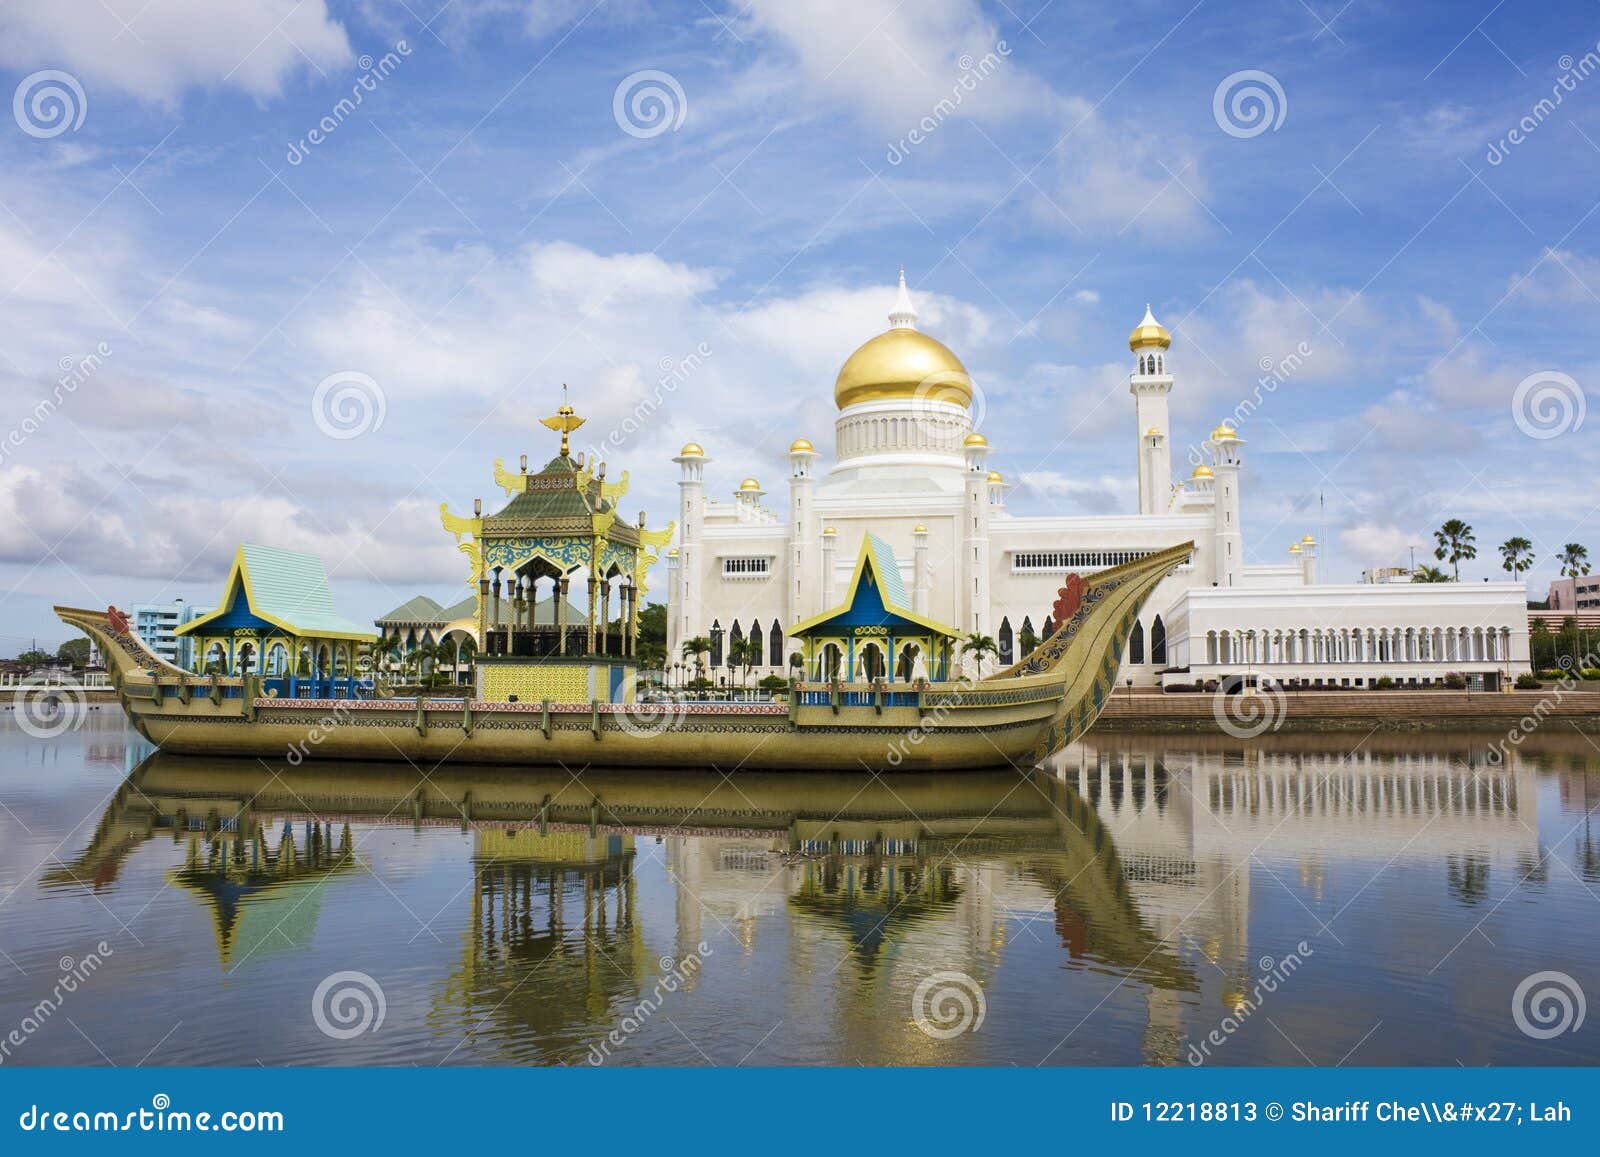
[664,274,1530,689]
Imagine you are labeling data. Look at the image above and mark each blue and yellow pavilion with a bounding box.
[175,543,376,697]
[790,533,958,683]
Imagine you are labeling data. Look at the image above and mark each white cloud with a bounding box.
[0,1,351,104]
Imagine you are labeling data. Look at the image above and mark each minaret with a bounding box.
[1128,305,1173,516]
[1299,534,1318,585]
[673,441,709,649]
[787,438,820,623]
[961,432,992,644]
[1209,422,1244,587]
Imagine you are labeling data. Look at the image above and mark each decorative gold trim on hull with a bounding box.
[54,542,1193,772]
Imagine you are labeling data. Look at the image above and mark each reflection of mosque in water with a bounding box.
[53,744,1574,1063]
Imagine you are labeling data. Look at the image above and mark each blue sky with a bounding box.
[1,0,1597,650]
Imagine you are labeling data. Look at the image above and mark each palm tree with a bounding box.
[1433,519,1476,580]
[1499,537,1535,581]
[1560,543,1591,577]
[961,632,998,678]
[681,636,711,684]
[455,636,478,684]
[1411,565,1451,583]
[1018,626,1039,659]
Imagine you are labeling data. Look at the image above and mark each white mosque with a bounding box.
[664,275,1530,689]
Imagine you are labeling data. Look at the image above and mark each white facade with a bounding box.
[666,278,1532,688]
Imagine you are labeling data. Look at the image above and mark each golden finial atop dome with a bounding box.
[1128,304,1171,351]
[538,384,586,457]
[677,441,705,458]
[789,437,815,453]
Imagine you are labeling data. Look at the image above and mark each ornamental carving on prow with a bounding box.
[1051,574,1084,627]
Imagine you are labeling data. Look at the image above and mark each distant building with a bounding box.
[1546,575,1600,612]
[1361,567,1415,584]
[131,599,209,669]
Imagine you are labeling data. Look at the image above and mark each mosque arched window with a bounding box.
[709,621,723,668]
[1151,615,1167,665]
[769,621,783,667]
[729,621,744,665]
[749,620,762,665]
[998,617,1014,665]
[1129,620,1145,665]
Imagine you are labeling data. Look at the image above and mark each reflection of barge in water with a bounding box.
[55,543,1192,771]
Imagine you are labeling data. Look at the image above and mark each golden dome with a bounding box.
[822,525,837,536]
[835,328,972,410]
[1301,534,1316,545]
[986,470,1004,483]
[788,437,814,453]
[913,523,928,534]
[1289,544,1302,555]
[1210,422,1239,442]
[962,432,988,447]
[1146,426,1163,437]
[1191,464,1214,479]
[1128,304,1171,350]
[738,477,761,492]
[678,441,704,457]
[667,548,679,558]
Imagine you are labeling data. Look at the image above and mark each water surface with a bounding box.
[1,712,1596,1066]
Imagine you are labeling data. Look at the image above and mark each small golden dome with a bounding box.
[1128,304,1171,351]
[738,477,761,492]
[678,441,704,457]
[822,525,837,536]
[913,523,928,534]
[835,328,972,409]
[789,437,814,453]
[1289,544,1302,555]
[1210,421,1239,442]
[963,432,988,447]
[986,470,1004,484]
[1146,426,1163,437]
[1301,534,1316,545]
[667,548,679,558]
[1191,464,1214,479]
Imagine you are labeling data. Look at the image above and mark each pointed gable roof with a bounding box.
[789,533,957,639]
[376,594,445,624]
[176,544,376,642]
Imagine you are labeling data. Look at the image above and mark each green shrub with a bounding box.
[1515,673,1542,690]
[1373,676,1395,690]
[1443,673,1467,690]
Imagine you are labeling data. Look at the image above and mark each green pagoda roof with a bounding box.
[176,543,376,642]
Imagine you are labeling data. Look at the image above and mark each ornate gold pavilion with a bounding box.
[438,399,674,702]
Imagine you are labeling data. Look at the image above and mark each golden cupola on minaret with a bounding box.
[834,269,972,410]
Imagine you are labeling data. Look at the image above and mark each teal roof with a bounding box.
[237,544,372,636]
[865,534,908,606]
[376,594,445,623]
[177,543,376,640]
